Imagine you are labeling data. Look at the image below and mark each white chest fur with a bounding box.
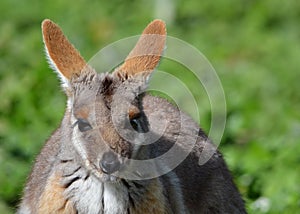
[65,175,128,214]
[103,182,129,214]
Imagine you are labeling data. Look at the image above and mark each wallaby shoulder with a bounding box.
[142,94,246,213]
[19,113,70,212]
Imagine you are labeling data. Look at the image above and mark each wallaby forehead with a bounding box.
[72,72,120,117]
[72,70,146,117]
[72,72,109,104]
[72,69,114,92]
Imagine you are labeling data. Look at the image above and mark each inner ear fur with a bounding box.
[42,19,87,80]
[114,19,166,80]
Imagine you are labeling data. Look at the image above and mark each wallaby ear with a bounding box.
[42,19,87,89]
[114,19,166,81]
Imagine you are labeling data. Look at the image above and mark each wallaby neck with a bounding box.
[60,162,168,213]
[64,173,129,214]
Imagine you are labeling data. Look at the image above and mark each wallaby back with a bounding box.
[18,19,246,214]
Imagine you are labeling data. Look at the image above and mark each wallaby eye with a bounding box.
[130,117,140,131]
[128,106,142,132]
[77,119,92,132]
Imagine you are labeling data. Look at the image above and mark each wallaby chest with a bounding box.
[38,167,168,214]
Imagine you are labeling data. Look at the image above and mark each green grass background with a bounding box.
[0,0,299,213]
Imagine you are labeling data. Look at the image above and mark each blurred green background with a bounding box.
[0,0,300,213]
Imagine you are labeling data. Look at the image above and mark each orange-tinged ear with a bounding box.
[114,19,166,80]
[42,19,87,82]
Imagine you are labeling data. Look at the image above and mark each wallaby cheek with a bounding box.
[71,129,89,161]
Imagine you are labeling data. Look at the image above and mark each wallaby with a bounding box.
[18,19,246,214]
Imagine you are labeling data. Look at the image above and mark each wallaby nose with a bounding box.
[100,152,120,174]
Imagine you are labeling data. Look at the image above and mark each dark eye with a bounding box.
[130,117,140,131]
[77,119,92,132]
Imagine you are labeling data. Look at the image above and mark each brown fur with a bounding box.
[38,173,76,213]
[42,19,86,79]
[116,20,166,79]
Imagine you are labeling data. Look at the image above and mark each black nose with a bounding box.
[100,152,120,174]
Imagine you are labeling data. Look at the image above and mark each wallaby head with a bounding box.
[42,19,166,182]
